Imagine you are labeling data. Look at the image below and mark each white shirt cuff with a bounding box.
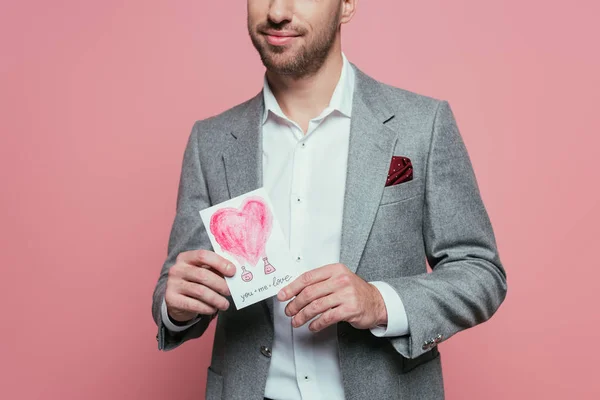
[368,281,410,337]
[161,297,202,332]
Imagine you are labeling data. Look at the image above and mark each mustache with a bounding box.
[256,20,307,35]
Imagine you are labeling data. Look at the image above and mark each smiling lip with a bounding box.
[263,30,300,46]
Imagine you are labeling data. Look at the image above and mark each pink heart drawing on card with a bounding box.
[209,196,277,282]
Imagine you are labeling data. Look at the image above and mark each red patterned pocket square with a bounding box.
[386,156,413,187]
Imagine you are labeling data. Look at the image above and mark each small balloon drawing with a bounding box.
[209,196,277,282]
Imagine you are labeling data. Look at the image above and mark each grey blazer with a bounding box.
[151,64,507,400]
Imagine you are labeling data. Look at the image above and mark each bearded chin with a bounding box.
[249,24,338,79]
[260,46,311,77]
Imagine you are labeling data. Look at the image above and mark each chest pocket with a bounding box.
[379,178,424,206]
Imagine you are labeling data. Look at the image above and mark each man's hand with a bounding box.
[277,263,388,332]
[164,249,236,322]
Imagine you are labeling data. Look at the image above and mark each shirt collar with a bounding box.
[261,52,355,124]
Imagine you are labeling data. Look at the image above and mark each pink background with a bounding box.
[1,1,599,399]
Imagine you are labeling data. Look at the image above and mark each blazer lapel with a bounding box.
[223,92,264,199]
[222,92,275,325]
[340,66,399,274]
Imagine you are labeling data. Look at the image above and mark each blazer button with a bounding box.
[260,346,272,358]
[434,334,443,343]
[155,334,159,341]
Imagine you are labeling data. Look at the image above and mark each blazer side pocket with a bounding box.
[206,366,224,400]
[400,346,440,374]
[380,178,424,206]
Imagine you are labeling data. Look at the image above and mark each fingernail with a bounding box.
[277,290,285,300]
[226,264,234,273]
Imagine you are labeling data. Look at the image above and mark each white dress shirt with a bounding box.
[162,53,410,399]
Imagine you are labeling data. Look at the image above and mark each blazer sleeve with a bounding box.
[151,121,216,351]
[383,100,508,359]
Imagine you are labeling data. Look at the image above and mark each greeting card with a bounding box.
[199,188,297,309]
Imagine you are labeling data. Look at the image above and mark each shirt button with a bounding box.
[304,376,309,381]
[296,197,302,203]
[296,256,302,262]
[301,142,306,148]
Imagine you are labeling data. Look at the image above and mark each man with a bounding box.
[151,1,507,399]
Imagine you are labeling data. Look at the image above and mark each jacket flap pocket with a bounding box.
[206,366,224,400]
[401,347,440,374]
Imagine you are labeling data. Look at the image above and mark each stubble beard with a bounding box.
[248,11,341,79]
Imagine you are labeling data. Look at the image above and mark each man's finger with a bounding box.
[308,307,345,332]
[285,280,335,317]
[169,293,218,316]
[180,280,230,311]
[178,249,236,277]
[278,265,334,301]
[184,267,231,297]
[291,293,341,328]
